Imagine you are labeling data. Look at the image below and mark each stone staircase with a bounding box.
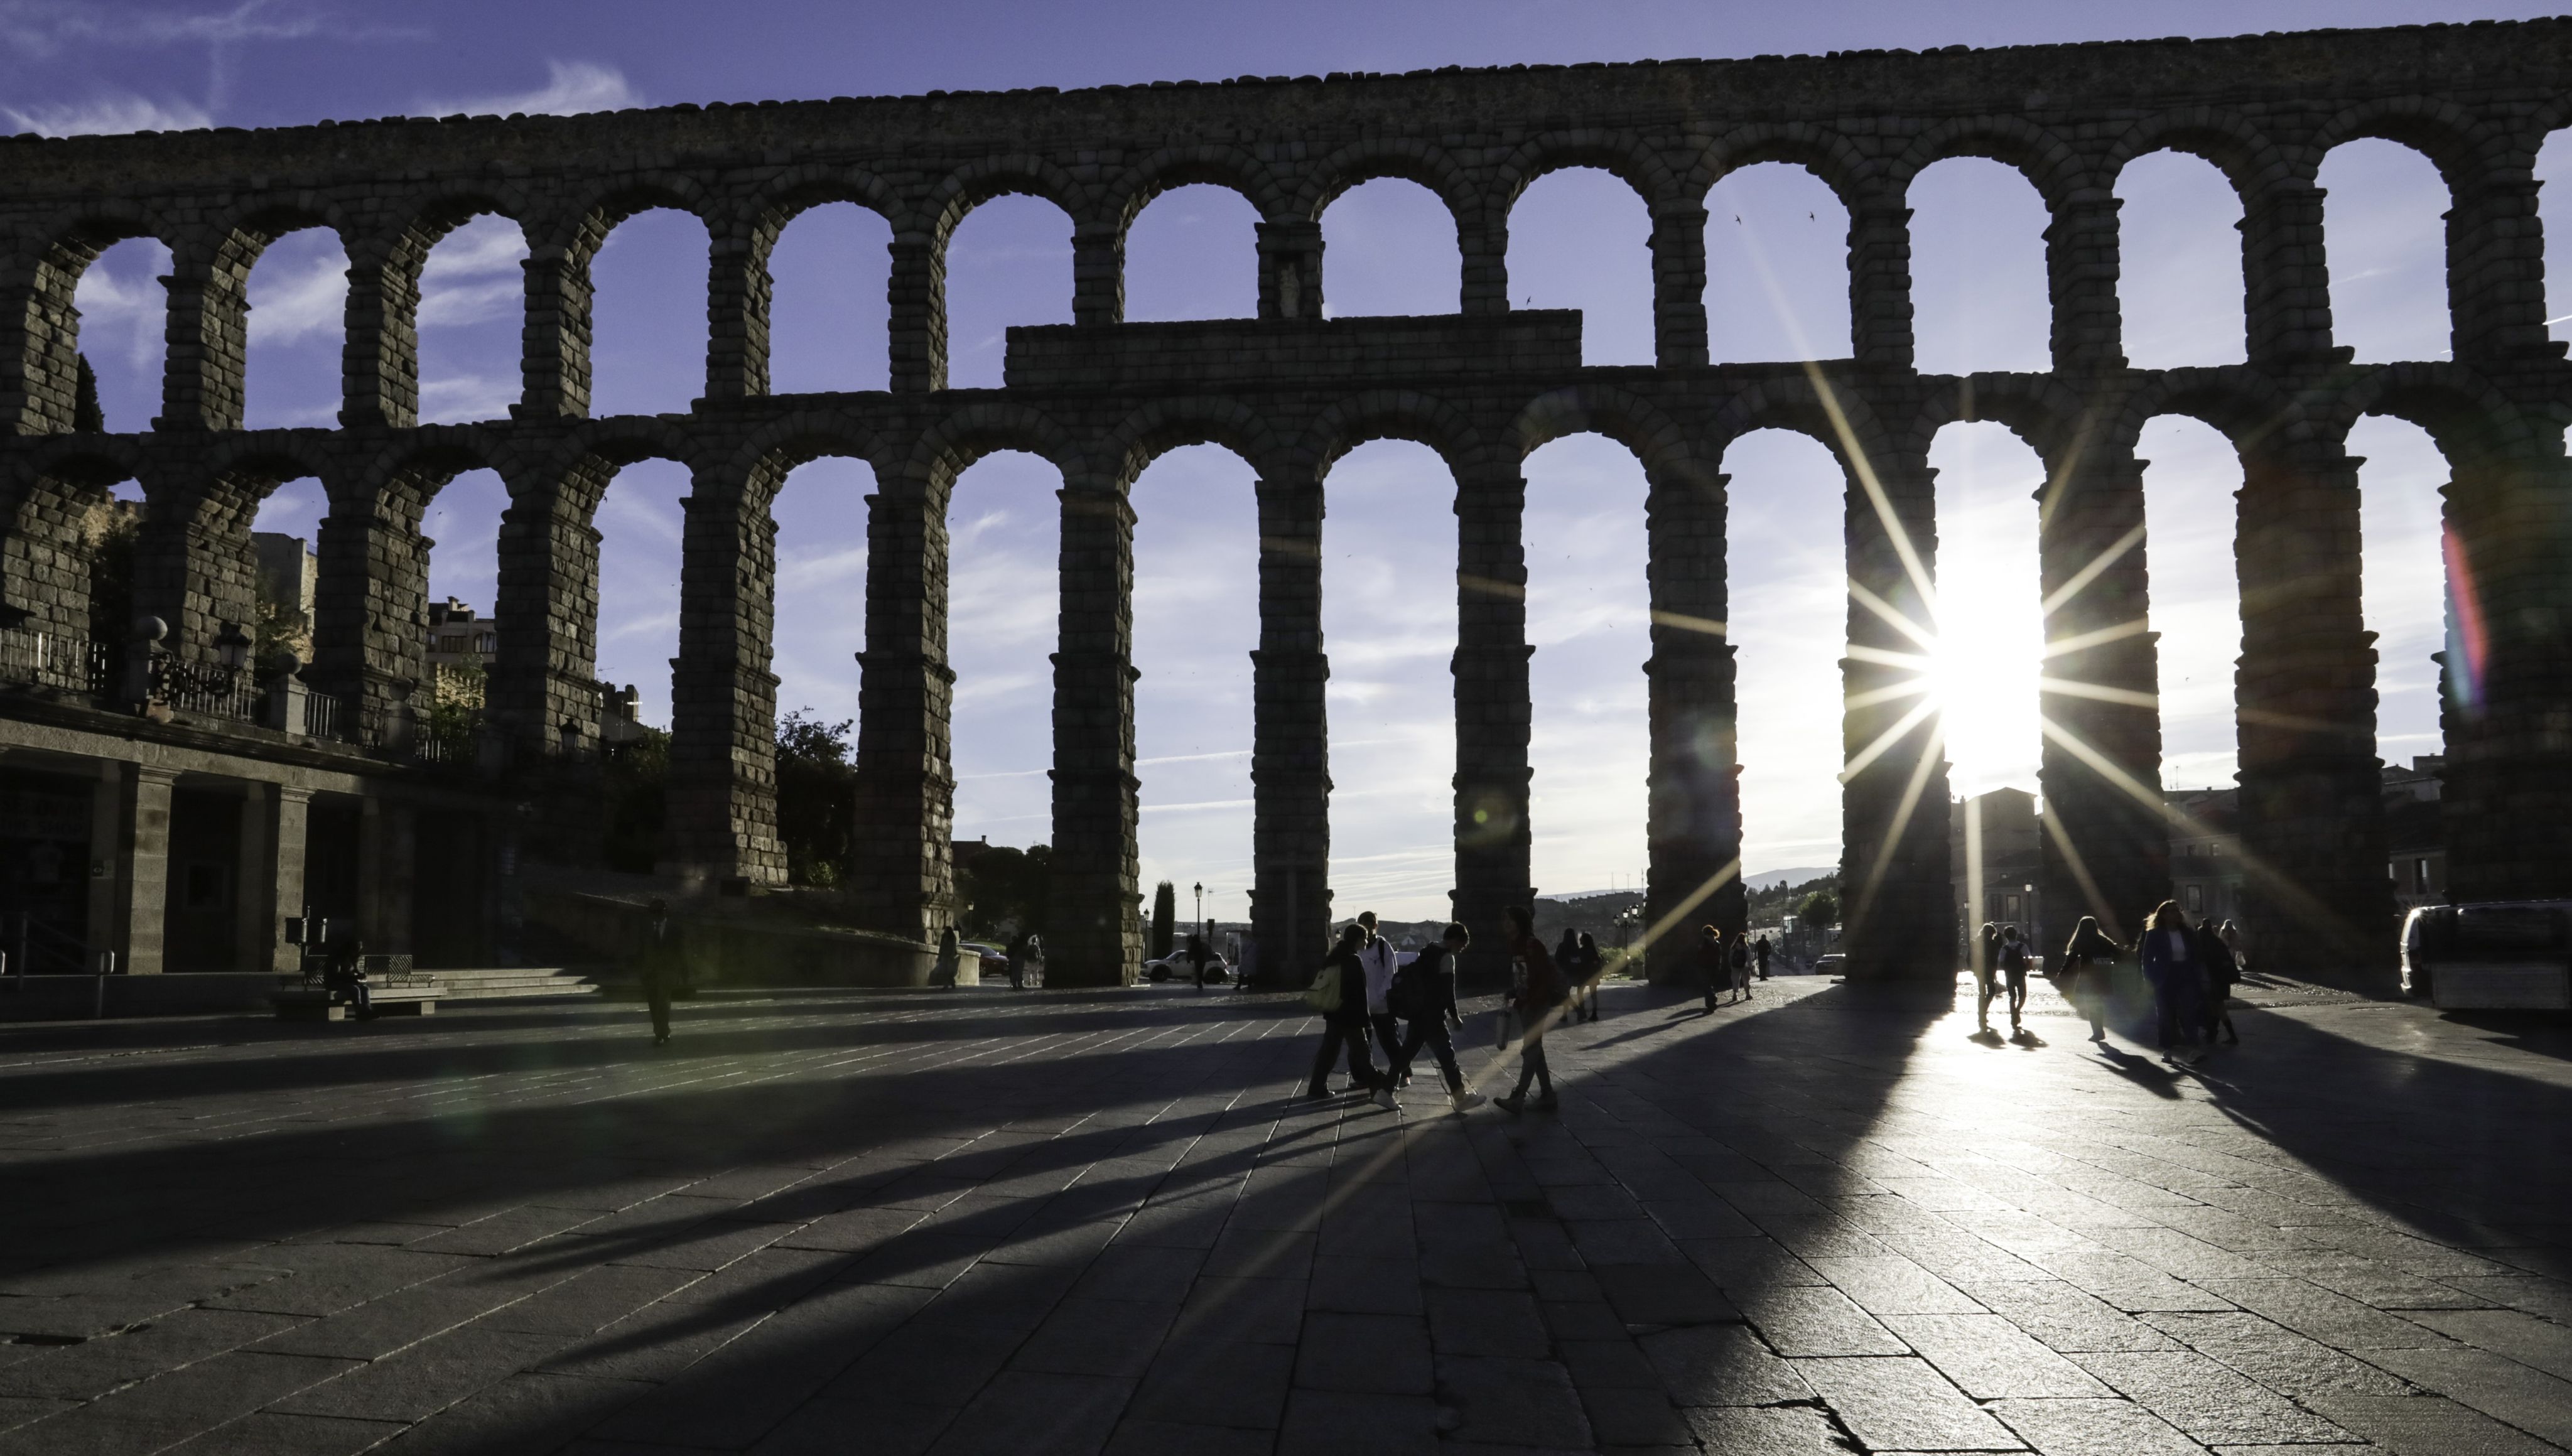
[422,968,604,1002]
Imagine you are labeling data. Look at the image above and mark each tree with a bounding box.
[1149,880,1177,961]
[957,844,1050,939]
[774,709,857,886]
[1795,890,1839,933]
[600,726,669,873]
[73,355,103,434]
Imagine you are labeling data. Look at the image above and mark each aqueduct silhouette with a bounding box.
[3,20,2568,987]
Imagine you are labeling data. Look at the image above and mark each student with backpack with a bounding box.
[1573,931,1606,1022]
[1388,922,1488,1114]
[1306,923,1393,1108]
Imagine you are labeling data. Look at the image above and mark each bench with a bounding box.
[273,964,440,1021]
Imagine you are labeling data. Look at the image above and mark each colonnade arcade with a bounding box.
[3,21,2569,985]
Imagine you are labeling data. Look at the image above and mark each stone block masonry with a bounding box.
[3,19,2569,984]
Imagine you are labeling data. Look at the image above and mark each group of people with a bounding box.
[1692,925,1774,1010]
[2033,903,2243,1062]
[1306,905,1587,1116]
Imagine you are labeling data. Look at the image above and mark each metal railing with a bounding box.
[153,655,262,722]
[0,625,112,696]
[303,689,352,741]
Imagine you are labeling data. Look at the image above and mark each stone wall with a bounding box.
[3,19,2569,983]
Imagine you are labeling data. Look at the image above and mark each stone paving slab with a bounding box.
[3,971,2572,1452]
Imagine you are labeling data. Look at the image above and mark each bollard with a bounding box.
[93,951,116,1018]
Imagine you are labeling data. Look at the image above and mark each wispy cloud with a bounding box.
[414,59,638,118]
[0,0,407,57]
[3,92,208,134]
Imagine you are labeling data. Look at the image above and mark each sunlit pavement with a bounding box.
[2,974,2569,1455]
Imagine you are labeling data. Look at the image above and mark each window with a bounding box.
[2184,884,2203,914]
[2416,857,2431,892]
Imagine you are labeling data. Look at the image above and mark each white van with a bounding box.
[2401,902,2572,1010]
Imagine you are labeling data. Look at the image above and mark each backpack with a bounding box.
[1304,962,1343,1014]
[1388,948,1441,1021]
[1999,941,2029,973]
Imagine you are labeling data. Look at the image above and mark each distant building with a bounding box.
[1950,787,2043,958]
[2166,787,2244,925]
[2384,755,2446,910]
[252,531,317,659]
[425,598,497,670]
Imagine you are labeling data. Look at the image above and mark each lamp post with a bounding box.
[1192,881,1202,937]
[214,620,252,671]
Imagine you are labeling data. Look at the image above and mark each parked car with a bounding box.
[1145,948,1229,983]
[1813,952,1846,979]
[958,942,1010,981]
[2401,902,2572,1009]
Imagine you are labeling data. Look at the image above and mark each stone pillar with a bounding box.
[515,214,603,419]
[490,470,606,765]
[1839,451,1953,977]
[310,480,428,748]
[1047,474,1141,985]
[1650,201,1710,370]
[117,765,178,974]
[234,780,272,973]
[2241,179,2335,367]
[84,762,122,965]
[1072,220,1125,328]
[358,797,416,956]
[1257,220,1324,322]
[1452,466,1533,984]
[1458,210,1508,316]
[1251,467,1330,983]
[703,225,772,402]
[2234,445,2391,979]
[2045,193,2126,374]
[888,234,947,393]
[156,233,249,431]
[850,482,954,942]
[666,475,786,889]
[340,235,423,429]
[1644,460,1742,982]
[2035,449,2166,943]
[270,787,311,973]
[2446,168,2559,365]
[131,472,261,669]
[1847,190,1916,369]
[2433,448,2572,904]
[3,247,87,434]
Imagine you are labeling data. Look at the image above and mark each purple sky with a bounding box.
[26,1,2550,916]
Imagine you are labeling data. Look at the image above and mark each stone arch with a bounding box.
[1707,372,1902,476]
[1510,383,1696,481]
[1292,138,1478,226]
[747,167,903,242]
[924,154,1086,244]
[1898,374,2088,465]
[1106,396,1284,487]
[1691,124,1873,210]
[1299,389,1489,482]
[2105,107,2293,201]
[905,399,1081,500]
[2311,96,2502,190]
[11,203,176,435]
[2108,369,2316,465]
[727,416,888,513]
[567,173,718,254]
[0,445,146,653]
[1106,147,1285,230]
[2325,364,2544,470]
[1891,115,2083,203]
[1490,131,1678,213]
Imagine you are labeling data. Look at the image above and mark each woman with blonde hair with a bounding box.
[2137,900,2203,1061]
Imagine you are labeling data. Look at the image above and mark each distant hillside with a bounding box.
[1745,866,1834,891]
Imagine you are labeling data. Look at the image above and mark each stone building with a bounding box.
[2,20,2568,986]
[1950,788,2042,961]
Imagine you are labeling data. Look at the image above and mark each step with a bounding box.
[411,968,603,1001]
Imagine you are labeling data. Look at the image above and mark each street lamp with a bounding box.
[214,621,252,671]
[1192,882,1204,938]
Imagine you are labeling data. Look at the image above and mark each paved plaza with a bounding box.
[2,972,2570,1455]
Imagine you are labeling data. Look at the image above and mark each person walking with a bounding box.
[1187,932,1215,990]
[1728,929,1753,1001]
[934,926,961,988]
[1390,922,1488,1113]
[1354,912,1405,1087]
[1998,924,2033,1035]
[2196,918,2241,1045]
[1753,934,1773,981]
[1695,925,1724,1011]
[1972,921,2001,1033]
[1307,923,1393,1106]
[1574,931,1606,1022]
[1005,929,1029,990]
[2139,901,2205,1062]
[1496,906,1562,1114]
[2218,919,2245,974]
[2060,915,2125,1042]
[640,900,678,1046]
